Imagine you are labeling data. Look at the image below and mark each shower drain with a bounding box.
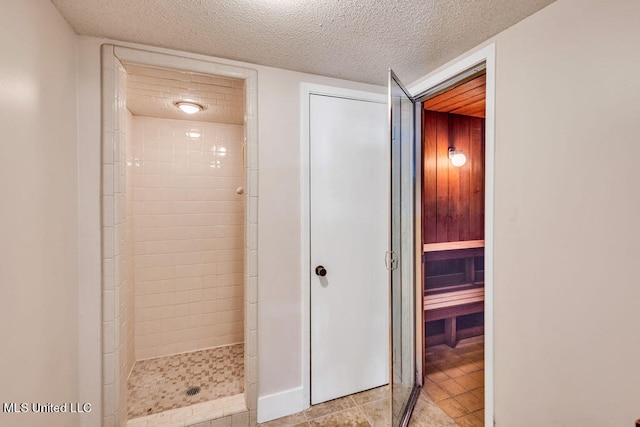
[186,386,201,396]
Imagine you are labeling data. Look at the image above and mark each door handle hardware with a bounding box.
[315,265,327,277]
[385,251,397,271]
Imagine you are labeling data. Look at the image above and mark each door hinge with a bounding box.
[385,251,398,271]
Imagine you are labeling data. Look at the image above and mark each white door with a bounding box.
[310,93,389,404]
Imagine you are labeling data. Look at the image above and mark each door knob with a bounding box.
[315,265,327,277]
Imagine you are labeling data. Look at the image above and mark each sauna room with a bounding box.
[421,72,486,423]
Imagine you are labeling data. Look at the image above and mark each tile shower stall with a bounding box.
[101,45,259,427]
[130,117,245,361]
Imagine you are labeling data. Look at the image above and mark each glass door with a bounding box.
[389,70,419,426]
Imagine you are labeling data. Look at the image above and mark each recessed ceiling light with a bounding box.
[174,101,205,114]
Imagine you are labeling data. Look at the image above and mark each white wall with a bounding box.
[0,1,80,427]
[411,0,640,425]
[494,1,640,425]
[77,35,104,427]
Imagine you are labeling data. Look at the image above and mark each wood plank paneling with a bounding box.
[470,118,485,240]
[457,115,471,241]
[447,116,461,242]
[423,75,486,118]
[423,111,438,243]
[423,111,485,244]
[435,112,449,242]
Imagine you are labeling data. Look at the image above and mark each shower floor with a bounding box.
[127,343,244,419]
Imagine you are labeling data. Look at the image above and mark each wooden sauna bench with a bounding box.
[424,239,484,347]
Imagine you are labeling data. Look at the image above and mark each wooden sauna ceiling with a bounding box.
[423,75,486,118]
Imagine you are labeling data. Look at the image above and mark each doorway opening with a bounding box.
[100,45,259,427]
[123,62,246,423]
[419,72,487,425]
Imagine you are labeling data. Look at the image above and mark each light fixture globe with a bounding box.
[448,147,467,167]
[174,101,204,114]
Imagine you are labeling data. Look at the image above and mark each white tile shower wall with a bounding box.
[126,109,136,377]
[132,116,245,360]
[116,61,132,426]
[102,47,135,427]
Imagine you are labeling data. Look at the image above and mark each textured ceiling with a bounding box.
[124,63,244,124]
[51,0,556,86]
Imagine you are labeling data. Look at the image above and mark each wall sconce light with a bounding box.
[448,147,467,167]
[174,101,205,114]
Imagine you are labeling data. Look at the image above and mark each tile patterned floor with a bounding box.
[257,384,457,427]
[423,336,485,427]
[128,344,244,419]
[258,386,390,427]
[125,336,482,425]
[408,391,457,427]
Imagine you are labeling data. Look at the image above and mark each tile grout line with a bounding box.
[127,343,245,419]
[355,402,374,427]
[260,387,389,427]
[423,336,485,426]
[305,404,363,426]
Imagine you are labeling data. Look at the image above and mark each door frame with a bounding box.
[95,44,260,425]
[300,84,387,410]
[408,43,496,426]
[389,71,421,427]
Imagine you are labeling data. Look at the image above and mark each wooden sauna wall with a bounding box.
[422,110,485,244]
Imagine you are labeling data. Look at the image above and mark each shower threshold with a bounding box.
[126,393,247,427]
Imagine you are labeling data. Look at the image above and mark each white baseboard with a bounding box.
[257,386,308,423]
